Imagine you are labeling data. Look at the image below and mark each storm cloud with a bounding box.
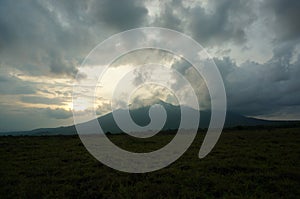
[0,0,299,131]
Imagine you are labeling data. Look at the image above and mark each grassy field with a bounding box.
[0,127,299,198]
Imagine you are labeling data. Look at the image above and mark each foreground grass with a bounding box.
[0,127,299,198]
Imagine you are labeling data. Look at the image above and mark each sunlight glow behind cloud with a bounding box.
[0,0,299,131]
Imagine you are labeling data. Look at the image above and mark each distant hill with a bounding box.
[1,101,296,136]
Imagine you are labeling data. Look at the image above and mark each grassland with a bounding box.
[0,127,299,198]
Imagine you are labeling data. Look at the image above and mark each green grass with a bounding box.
[0,127,299,198]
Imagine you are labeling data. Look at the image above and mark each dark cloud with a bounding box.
[90,0,148,30]
[0,0,151,79]
[215,44,300,116]
[0,75,36,95]
[0,1,98,78]
[263,0,300,42]
[47,51,79,77]
[154,0,256,46]
[154,0,183,31]
[0,0,81,77]
[171,58,191,75]
[154,0,299,47]
[190,0,256,46]
[143,26,298,117]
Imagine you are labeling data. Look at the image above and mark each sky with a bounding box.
[0,0,300,131]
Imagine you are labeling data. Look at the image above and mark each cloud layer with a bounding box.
[0,0,299,131]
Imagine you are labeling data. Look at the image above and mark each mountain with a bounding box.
[0,101,293,136]
[95,101,280,133]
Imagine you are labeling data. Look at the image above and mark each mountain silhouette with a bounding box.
[1,101,289,136]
